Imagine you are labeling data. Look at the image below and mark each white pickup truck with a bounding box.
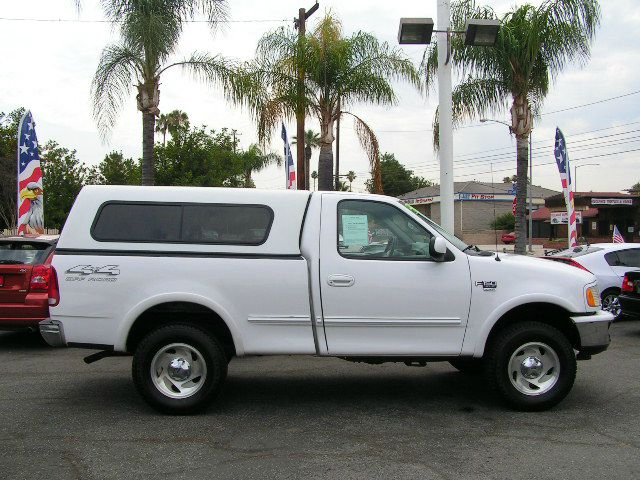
[40,186,613,414]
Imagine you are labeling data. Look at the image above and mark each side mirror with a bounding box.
[429,237,447,262]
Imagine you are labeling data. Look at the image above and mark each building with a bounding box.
[399,181,559,242]
[534,192,640,243]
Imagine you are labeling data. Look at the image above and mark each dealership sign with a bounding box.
[403,193,515,205]
[591,198,633,206]
[550,211,583,224]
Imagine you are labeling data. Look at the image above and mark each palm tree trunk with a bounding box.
[318,142,334,191]
[305,145,311,190]
[335,108,341,191]
[514,134,529,254]
[142,112,156,186]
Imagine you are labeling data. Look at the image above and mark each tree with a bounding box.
[154,126,245,187]
[165,110,190,146]
[238,144,282,188]
[491,212,515,231]
[311,170,318,191]
[366,153,433,197]
[91,0,242,186]
[629,182,640,193]
[503,175,517,183]
[89,151,141,185]
[422,0,600,253]
[40,141,89,229]
[0,109,25,229]
[292,129,321,187]
[345,170,356,191]
[247,13,420,193]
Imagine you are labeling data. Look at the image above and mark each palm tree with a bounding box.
[311,170,318,191]
[165,110,190,146]
[155,113,169,146]
[292,129,321,188]
[422,0,600,253]
[239,144,282,188]
[246,13,420,193]
[346,170,356,192]
[91,0,243,186]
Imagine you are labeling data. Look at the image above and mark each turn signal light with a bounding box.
[586,287,600,308]
[29,265,51,292]
[622,275,634,292]
[48,266,60,307]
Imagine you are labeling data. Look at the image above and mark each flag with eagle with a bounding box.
[17,110,44,235]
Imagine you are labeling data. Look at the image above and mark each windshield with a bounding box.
[403,204,468,252]
[0,242,52,265]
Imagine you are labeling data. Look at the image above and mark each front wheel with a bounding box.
[132,324,227,414]
[601,290,622,318]
[485,322,576,411]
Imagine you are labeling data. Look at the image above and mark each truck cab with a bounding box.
[40,186,613,414]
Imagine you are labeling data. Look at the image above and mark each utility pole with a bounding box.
[437,0,455,233]
[294,2,319,190]
[528,131,533,253]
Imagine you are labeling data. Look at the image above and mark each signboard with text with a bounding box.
[550,211,583,224]
[591,198,633,206]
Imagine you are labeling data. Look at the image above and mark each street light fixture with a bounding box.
[574,163,600,194]
[398,10,499,235]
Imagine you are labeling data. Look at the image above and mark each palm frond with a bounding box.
[342,111,382,194]
[91,42,142,139]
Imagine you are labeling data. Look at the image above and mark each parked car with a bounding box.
[501,232,516,244]
[41,186,613,414]
[545,243,640,317]
[0,235,58,331]
[618,271,640,320]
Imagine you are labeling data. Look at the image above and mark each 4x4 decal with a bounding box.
[65,265,120,282]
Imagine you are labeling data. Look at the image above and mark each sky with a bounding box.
[1,0,639,194]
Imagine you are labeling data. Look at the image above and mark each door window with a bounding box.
[337,200,433,260]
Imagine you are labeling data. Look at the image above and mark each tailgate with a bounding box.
[0,265,33,303]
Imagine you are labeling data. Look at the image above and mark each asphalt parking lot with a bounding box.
[0,321,639,480]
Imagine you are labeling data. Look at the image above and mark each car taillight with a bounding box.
[622,275,634,292]
[48,265,60,306]
[29,265,51,292]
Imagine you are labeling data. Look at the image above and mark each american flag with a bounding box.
[613,225,625,243]
[554,128,577,247]
[281,123,296,190]
[17,110,44,235]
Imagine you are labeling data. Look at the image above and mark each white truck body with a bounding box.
[41,186,613,413]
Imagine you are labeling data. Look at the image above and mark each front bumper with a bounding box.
[570,311,614,355]
[38,319,66,347]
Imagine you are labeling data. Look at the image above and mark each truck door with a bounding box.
[319,196,471,355]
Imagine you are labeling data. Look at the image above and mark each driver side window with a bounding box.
[337,200,433,260]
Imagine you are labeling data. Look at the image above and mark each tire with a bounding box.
[449,358,484,374]
[485,321,576,411]
[601,290,622,319]
[132,324,227,415]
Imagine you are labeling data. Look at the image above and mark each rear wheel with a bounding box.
[601,290,621,318]
[132,324,227,414]
[485,321,576,411]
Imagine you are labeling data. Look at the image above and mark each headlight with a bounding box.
[586,286,600,308]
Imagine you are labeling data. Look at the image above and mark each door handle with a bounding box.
[327,274,355,287]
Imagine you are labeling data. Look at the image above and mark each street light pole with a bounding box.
[528,131,533,253]
[437,0,454,233]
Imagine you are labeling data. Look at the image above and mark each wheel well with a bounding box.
[126,302,236,358]
[485,303,580,353]
[600,287,620,299]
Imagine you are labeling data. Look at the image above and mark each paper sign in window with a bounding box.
[342,215,369,246]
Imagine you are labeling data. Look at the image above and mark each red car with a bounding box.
[501,232,516,244]
[0,235,58,331]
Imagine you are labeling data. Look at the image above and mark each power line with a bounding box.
[0,16,288,23]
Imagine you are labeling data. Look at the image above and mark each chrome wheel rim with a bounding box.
[602,294,621,317]
[150,343,207,399]
[508,342,560,396]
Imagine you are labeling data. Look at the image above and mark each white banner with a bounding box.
[550,211,583,224]
[591,198,633,206]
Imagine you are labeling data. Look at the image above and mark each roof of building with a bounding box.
[399,181,559,200]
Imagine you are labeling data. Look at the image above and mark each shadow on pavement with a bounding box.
[0,330,50,350]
